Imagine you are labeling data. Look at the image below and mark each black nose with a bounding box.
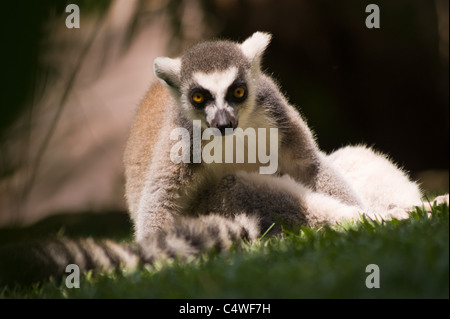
[216,122,234,135]
[210,109,237,135]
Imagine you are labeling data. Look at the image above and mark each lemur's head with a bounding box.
[153,32,271,133]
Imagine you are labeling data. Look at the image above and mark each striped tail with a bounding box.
[0,237,140,286]
[137,213,261,263]
[0,214,261,286]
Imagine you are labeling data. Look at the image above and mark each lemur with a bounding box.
[0,32,447,286]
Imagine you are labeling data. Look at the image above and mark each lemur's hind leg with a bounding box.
[417,194,449,213]
[327,145,425,221]
[431,194,450,206]
[207,172,364,235]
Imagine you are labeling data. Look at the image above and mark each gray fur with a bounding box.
[137,31,365,241]
[0,213,261,286]
[180,40,250,81]
[0,238,139,285]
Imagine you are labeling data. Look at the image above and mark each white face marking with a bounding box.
[192,67,238,109]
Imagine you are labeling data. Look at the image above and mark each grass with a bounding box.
[0,203,448,299]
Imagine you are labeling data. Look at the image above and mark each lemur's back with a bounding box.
[124,82,171,217]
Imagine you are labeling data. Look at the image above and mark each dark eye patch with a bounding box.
[226,81,248,103]
[190,88,213,108]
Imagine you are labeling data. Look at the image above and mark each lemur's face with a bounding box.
[186,67,247,133]
[153,32,271,133]
[179,48,254,134]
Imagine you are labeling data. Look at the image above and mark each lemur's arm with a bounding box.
[256,74,363,207]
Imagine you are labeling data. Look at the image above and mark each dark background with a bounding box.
[213,0,449,172]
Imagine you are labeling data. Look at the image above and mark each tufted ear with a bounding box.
[153,57,182,90]
[239,32,272,65]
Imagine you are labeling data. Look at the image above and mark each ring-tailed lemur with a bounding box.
[0,32,447,286]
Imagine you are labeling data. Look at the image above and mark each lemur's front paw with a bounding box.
[432,194,449,206]
[385,206,410,220]
[419,194,449,213]
[365,205,410,221]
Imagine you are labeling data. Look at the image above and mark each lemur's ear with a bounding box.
[153,57,182,90]
[240,32,272,64]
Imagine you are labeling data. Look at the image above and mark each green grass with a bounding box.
[1,204,448,299]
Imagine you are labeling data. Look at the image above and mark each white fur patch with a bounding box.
[153,57,181,87]
[327,145,422,215]
[240,32,272,62]
[192,67,238,106]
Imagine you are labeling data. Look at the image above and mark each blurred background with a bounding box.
[0,0,448,227]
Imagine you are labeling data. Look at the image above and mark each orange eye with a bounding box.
[233,87,246,99]
[192,92,204,104]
